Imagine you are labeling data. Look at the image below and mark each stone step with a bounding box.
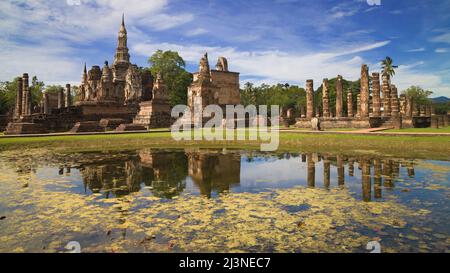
[70,121,105,133]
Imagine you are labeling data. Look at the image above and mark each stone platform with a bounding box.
[294,116,406,130]
[133,100,173,129]
[4,122,48,135]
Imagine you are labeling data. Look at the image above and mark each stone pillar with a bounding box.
[336,75,344,118]
[306,80,315,119]
[58,88,64,109]
[431,116,439,128]
[322,79,330,118]
[65,84,72,108]
[356,94,361,118]
[399,94,406,117]
[373,159,382,199]
[371,73,381,117]
[420,105,426,117]
[307,154,315,188]
[406,162,415,177]
[406,97,413,117]
[390,85,399,117]
[337,156,344,186]
[361,159,371,202]
[382,74,391,117]
[43,92,50,115]
[347,89,353,117]
[360,65,370,118]
[22,73,31,116]
[15,77,23,119]
[323,158,330,189]
[348,160,355,177]
[382,160,393,188]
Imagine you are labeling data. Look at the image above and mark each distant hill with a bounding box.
[431,96,450,104]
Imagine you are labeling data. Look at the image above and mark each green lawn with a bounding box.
[386,126,450,133]
[0,130,449,160]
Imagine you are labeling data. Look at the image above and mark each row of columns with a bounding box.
[14,73,32,119]
[304,65,410,119]
[15,73,73,118]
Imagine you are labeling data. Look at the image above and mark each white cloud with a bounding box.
[435,48,449,53]
[185,28,209,37]
[430,32,450,44]
[0,0,192,43]
[140,13,194,31]
[329,1,361,19]
[394,64,450,97]
[132,40,389,84]
[132,39,450,96]
[406,48,425,52]
[0,39,81,85]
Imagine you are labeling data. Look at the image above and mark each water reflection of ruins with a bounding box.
[303,153,415,202]
[53,150,417,201]
[68,150,240,198]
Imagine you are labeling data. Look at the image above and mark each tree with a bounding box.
[402,86,433,105]
[381,56,398,78]
[240,82,257,106]
[148,50,193,106]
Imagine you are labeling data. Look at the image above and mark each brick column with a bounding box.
[336,75,343,118]
[58,87,64,109]
[322,79,330,118]
[306,80,315,119]
[390,85,399,117]
[65,84,72,108]
[347,89,353,117]
[22,73,30,116]
[356,93,361,118]
[360,65,370,118]
[15,77,23,119]
[371,72,381,117]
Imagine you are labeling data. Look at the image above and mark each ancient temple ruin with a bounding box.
[294,64,435,130]
[5,16,154,135]
[188,53,240,112]
[180,53,240,126]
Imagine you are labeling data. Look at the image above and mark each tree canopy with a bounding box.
[381,56,398,78]
[148,50,192,106]
[402,86,433,105]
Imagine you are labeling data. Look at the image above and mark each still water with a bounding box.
[0,148,449,253]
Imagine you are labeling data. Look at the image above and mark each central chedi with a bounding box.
[78,14,152,108]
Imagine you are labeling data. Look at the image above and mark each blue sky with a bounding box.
[1,0,449,96]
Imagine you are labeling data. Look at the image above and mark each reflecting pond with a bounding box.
[0,148,449,252]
